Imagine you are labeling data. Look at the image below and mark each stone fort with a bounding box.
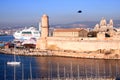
[36,14,120,52]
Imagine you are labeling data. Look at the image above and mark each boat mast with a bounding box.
[22,64,24,80]
[90,63,93,79]
[109,63,112,78]
[85,64,88,80]
[70,63,73,79]
[77,64,80,79]
[14,65,16,80]
[14,44,16,62]
[14,45,16,80]
[116,62,118,77]
[64,66,66,79]
[4,62,6,80]
[57,63,60,80]
[30,62,32,80]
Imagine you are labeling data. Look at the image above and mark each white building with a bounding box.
[94,18,113,32]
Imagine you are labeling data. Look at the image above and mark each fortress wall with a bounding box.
[47,37,120,51]
[47,37,97,41]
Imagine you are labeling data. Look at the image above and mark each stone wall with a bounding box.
[46,37,120,51]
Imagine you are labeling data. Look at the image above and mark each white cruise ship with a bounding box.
[13,27,40,40]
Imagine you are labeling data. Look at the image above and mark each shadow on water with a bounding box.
[1,53,120,79]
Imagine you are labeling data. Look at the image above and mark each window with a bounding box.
[22,32,32,34]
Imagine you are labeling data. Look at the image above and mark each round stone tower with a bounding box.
[36,14,49,49]
[41,14,49,37]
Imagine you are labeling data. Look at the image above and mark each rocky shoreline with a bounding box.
[0,48,120,59]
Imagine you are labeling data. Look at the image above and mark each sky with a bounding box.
[0,0,120,26]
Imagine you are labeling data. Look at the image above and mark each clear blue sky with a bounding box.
[0,0,120,25]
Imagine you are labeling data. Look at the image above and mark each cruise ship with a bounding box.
[13,27,40,40]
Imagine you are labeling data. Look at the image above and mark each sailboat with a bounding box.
[7,54,21,65]
[7,61,20,65]
[7,45,21,65]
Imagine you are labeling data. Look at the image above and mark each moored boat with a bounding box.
[13,27,40,40]
[7,61,21,65]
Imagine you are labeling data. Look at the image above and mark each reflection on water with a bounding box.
[36,56,120,79]
[0,54,120,79]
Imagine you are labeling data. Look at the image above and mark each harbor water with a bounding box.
[0,54,120,80]
[0,35,14,42]
[0,36,120,80]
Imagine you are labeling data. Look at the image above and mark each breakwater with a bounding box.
[0,48,120,59]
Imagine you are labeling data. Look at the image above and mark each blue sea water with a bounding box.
[1,53,120,80]
[0,36,120,79]
[0,54,38,80]
[0,35,14,42]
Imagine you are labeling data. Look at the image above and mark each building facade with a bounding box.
[94,18,113,32]
[36,14,120,52]
[53,28,88,37]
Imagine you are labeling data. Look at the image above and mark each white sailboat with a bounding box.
[7,61,20,65]
[7,45,21,65]
[7,54,21,65]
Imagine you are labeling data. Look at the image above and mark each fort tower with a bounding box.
[41,14,49,37]
[36,14,49,49]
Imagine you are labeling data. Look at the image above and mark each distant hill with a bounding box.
[114,20,120,28]
[51,20,120,29]
[0,20,120,29]
[0,22,38,30]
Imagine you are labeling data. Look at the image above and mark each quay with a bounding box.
[0,48,120,59]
